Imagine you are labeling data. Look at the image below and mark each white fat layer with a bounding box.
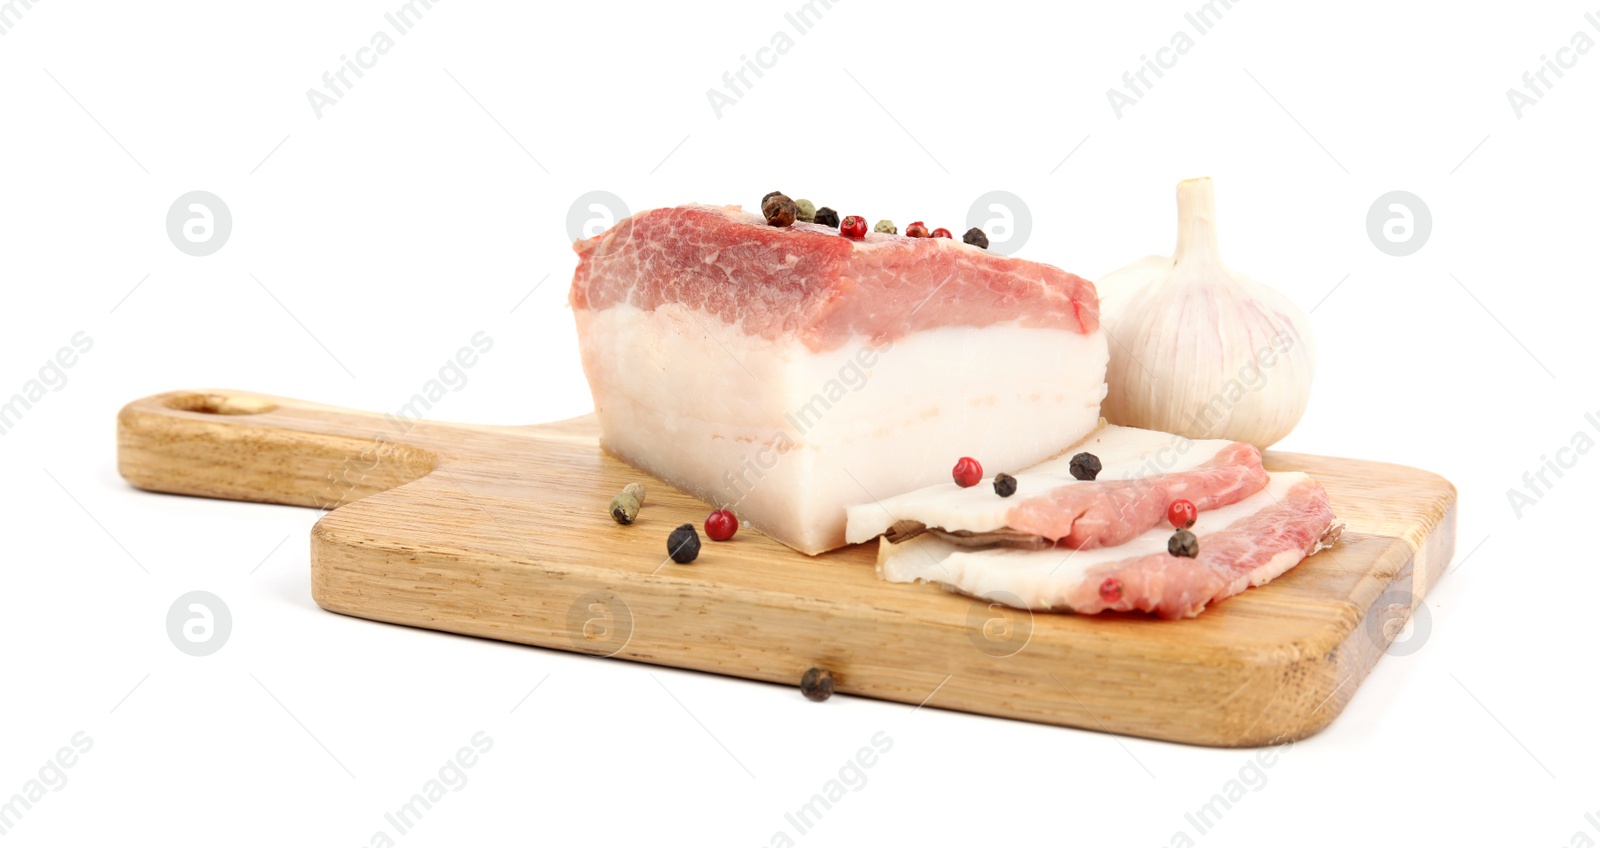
[575,302,1109,554]
[844,424,1235,543]
[878,472,1310,609]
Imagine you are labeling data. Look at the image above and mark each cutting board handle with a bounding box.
[117,390,437,510]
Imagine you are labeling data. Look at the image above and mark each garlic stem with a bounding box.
[1173,177,1221,263]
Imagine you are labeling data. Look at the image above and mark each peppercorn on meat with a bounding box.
[569,204,1109,555]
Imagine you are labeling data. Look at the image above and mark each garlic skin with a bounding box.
[1096,178,1315,450]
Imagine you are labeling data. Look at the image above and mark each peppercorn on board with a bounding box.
[117,389,1457,747]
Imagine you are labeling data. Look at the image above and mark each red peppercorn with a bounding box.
[906,221,931,238]
[951,456,983,488]
[705,509,739,541]
[1167,499,1197,530]
[931,227,953,239]
[840,215,867,240]
[1099,577,1123,603]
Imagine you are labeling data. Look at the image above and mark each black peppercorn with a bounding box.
[800,667,834,701]
[1069,452,1102,481]
[667,523,701,563]
[1168,528,1199,558]
[963,227,989,249]
[993,473,1017,497]
[813,207,840,228]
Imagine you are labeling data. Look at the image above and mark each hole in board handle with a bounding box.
[165,393,278,416]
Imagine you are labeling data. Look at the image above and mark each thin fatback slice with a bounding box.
[845,425,1268,549]
[877,472,1339,619]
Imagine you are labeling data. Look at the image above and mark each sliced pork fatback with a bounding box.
[1007,441,1267,546]
[877,472,1340,618]
[844,425,1268,549]
[570,205,1109,555]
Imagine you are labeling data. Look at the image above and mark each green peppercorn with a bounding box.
[795,199,817,223]
[609,494,638,524]
[1069,452,1102,481]
[1168,528,1199,558]
[800,667,834,701]
[813,207,840,228]
[608,482,646,525]
[963,227,989,249]
[667,523,701,563]
[763,194,799,227]
[993,473,1017,498]
[874,219,897,235]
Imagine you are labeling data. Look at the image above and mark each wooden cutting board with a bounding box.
[117,389,1456,747]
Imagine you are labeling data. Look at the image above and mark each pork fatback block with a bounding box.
[569,204,1109,555]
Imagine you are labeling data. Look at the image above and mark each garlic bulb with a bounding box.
[1096,178,1314,449]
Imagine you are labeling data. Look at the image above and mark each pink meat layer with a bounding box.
[1066,477,1335,619]
[1006,442,1269,548]
[569,205,1099,353]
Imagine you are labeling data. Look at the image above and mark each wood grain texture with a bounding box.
[117,389,1457,747]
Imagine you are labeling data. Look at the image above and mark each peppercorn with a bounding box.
[813,207,840,228]
[762,190,785,205]
[795,198,817,223]
[874,219,897,235]
[840,215,867,240]
[1069,452,1102,481]
[905,222,930,238]
[1168,528,1199,558]
[1167,498,1197,530]
[952,456,983,488]
[1099,577,1123,603]
[704,509,739,541]
[963,227,989,249]
[800,667,834,702]
[608,482,646,525]
[667,523,701,563]
[931,227,953,239]
[993,473,1018,498]
[763,194,799,227]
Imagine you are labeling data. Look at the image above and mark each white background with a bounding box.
[1,0,1594,844]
